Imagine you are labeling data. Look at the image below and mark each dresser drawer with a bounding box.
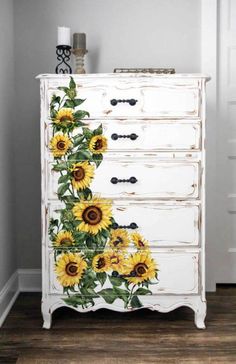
[46,120,201,152]
[46,202,199,248]
[47,78,200,119]
[48,249,199,295]
[48,159,200,200]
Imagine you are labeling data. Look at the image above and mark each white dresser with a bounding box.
[38,73,210,329]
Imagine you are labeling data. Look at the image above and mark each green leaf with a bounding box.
[74,110,90,120]
[98,288,117,304]
[130,295,143,308]
[82,127,93,140]
[113,287,129,304]
[58,174,70,184]
[109,275,124,287]
[58,86,69,93]
[57,183,69,197]
[82,188,92,200]
[93,124,103,136]
[135,288,152,296]
[96,272,107,287]
[69,76,76,90]
[73,134,85,147]
[92,153,103,167]
[63,99,75,108]
[68,150,91,162]
[52,162,68,172]
[74,98,86,107]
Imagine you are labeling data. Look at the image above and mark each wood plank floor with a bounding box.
[0,286,236,363]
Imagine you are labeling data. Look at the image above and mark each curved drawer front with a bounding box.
[48,160,199,200]
[48,249,199,295]
[47,79,200,118]
[46,202,199,248]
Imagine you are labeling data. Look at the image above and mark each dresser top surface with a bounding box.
[36,73,210,81]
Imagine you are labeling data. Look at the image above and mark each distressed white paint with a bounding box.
[39,73,209,329]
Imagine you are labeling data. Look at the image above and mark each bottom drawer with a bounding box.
[47,250,199,299]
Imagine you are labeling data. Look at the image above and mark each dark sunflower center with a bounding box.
[60,115,73,122]
[57,141,66,150]
[65,262,78,276]
[60,238,73,246]
[73,167,85,181]
[97,257,106,269]
[113,237,123,247]
[138,240,145,247]
[82,206,102,225]
[134,263,148,276]
[94,139,103,150]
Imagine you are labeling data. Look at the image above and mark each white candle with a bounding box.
[57,26,71,46]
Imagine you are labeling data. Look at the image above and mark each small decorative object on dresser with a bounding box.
[37,72,210,329]
[72,33,88,74]
[55,26,72,74]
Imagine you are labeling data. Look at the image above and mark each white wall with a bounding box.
[13,0,201,269]
[0,0,17,291]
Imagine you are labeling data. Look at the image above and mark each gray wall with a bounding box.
[0,0,17,289]
[13,0,201,269]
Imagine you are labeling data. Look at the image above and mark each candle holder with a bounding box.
[55,45,72,74]
[72,48,88,74]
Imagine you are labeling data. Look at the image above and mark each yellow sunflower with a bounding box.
[54,108,74,124]
[70,161,94,190]
[92,253,110,273]
[49,133,72,158]
[107,250,126,274]
[55,252,87,287]
[72,196,112,235]
[53,231,74,247]
[131,232,150,250]
[89,135,108,154]
[123,251,157,285]
[109,229,129,250]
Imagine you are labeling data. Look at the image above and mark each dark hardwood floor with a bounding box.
[0,286,236,363]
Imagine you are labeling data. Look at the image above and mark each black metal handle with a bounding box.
[110,176,137,184]
[111,133,138,141]
[110,99,138,106]
[112,222,138,230]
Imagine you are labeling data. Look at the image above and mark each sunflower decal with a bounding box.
[49,133,72,158]
[131,232,150,250]
[89,135,108,154]
[54,231,74,247]
[92,253,110,273]
[48,77,159,309]
[55,108,74,124]
[124,252,157,285]
[72,196,112,235]
[55,252,87,287]
[70,161,94,190]
[109,229,129,250]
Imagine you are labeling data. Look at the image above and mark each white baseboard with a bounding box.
[0,271,19,327]
[18,269,42,292]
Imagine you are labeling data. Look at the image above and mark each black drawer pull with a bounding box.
[110,98,138,106]
[112,222,138,230]
[111,133,138,141]
[110,176,137,184]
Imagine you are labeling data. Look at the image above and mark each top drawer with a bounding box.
[47,78,201,119]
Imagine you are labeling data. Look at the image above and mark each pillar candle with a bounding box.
[57,26,71,46]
